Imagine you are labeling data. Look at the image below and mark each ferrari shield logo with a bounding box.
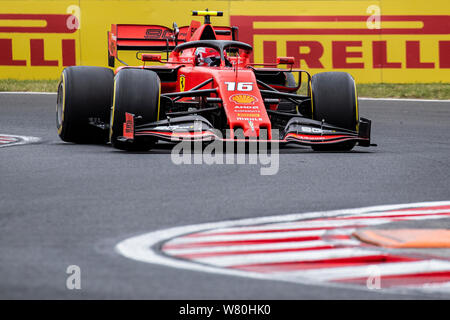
[179,75,185,92]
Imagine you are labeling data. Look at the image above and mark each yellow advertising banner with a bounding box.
[0,0,449,83]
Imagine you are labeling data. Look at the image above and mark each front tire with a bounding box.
[310,72,358,151]
[110,69,161,151]
[57,66,114,143]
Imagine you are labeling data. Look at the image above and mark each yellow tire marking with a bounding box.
[157,81,161,121]
[354,81,359,132]
[57,72,66,135]
[109,78,117,142]
[309,80,314,118]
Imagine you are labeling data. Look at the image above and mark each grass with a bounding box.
[356,83,450,100]
[0,79,59,93]
[0,79,449,100]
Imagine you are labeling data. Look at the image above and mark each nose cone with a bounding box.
[232,102,271,139]
[215,69,272,139]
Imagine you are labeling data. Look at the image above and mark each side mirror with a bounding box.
[277,56,295,65]
[172,22,180,45]
[141,54,161,62]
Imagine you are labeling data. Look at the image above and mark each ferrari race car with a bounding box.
[56,10,374,151]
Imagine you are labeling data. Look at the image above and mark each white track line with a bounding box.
[0,134,41,148]
[191,218,393,236]
[281,260,450,282]
[413,281,450,293]
[392,214,450,221]
[165,239,359,256]
[194,248,382,267]
[336,209,450,219]
[166,229,327,246]
[190,220,372,236]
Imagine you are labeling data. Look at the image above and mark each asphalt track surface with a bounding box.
[0,92,449,299]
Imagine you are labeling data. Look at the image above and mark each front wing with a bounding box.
[118,113,373,147]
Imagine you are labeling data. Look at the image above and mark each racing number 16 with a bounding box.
[225,82,253,91]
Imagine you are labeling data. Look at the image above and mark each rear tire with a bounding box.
[286,72,296,88]
[110,69,161,151]
[57,66,114,143]
[310,72,358,151]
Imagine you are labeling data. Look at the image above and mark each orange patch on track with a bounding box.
[353,229,450,248]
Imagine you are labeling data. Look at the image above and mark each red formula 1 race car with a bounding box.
[56,10,374,151]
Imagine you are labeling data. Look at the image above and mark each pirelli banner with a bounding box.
[1,0,449,83]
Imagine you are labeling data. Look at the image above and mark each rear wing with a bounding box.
[108,24,189,67]
[108,23,238,67]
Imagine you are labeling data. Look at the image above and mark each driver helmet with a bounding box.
[195,47,221,66]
